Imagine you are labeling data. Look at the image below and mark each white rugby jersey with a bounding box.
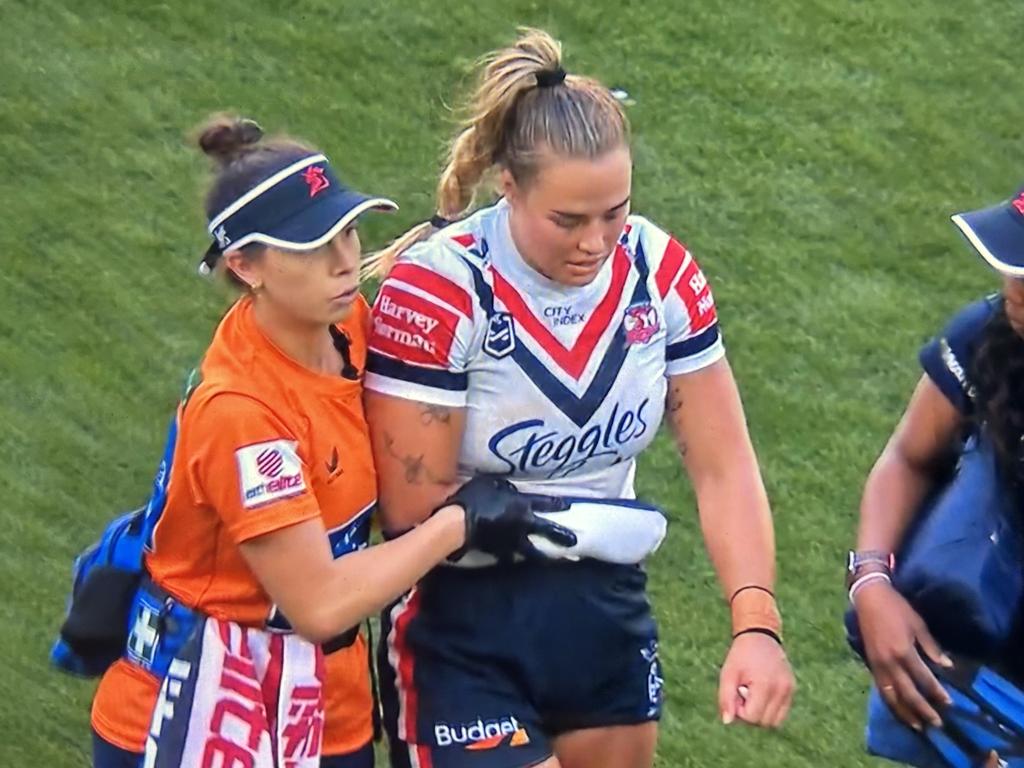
[365,199,724,499]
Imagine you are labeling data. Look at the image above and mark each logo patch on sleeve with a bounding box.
[369,284,459,367]
[676,256,717,334]
[235,440,306,509]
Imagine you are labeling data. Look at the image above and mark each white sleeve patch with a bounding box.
[235,439,306,509]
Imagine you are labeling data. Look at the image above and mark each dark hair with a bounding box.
[971,300,1024,491]
[194,114,316,288]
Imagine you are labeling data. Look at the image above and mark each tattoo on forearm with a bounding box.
[382,431,447,486]
[666,385,687,455]
[667,385,684,413]
[419,404,452,426]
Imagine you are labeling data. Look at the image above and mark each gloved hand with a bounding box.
[441,475,576,562]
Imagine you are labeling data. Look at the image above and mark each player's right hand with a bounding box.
[444,475,575,562]
[855,580,953,730]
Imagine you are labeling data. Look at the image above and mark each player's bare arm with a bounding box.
[365,392,466,532]
[664,357,795,728]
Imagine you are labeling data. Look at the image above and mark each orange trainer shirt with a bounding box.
[91,295,376,756]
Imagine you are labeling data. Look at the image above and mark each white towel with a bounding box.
[530,499,668,564]
[144,615,324,768]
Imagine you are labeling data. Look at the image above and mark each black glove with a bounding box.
[441,475,577,562]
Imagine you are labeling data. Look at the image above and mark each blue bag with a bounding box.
[846,434,1024,766]
[50,506,148,676]
[867,659,1024,767]
[51,412,181,677]
[847,434,1024,662]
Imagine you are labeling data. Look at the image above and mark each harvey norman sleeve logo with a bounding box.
[235,439,306,509]
[370,285,459,367]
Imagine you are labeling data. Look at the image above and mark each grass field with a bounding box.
[2,0,1022,765]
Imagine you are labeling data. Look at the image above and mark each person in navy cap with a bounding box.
[848,184,1024,735]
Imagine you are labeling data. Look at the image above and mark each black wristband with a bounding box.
[733,627,783,646]
[729,585,775,606]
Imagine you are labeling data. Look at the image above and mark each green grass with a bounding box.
[1,0,1020,764]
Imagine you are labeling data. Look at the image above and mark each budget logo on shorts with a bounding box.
[623,303,660,346]
[434,715,530,750]
[235,439,306,509]
[484,312,516,359]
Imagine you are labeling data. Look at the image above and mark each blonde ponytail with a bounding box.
[436,28,563,219]
[360,220,434,281]
[363,27,627,279]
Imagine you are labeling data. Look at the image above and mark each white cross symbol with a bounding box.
[129,605,160,660]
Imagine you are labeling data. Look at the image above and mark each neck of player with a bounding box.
[252,297,342,375]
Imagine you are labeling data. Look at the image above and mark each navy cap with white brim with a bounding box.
[199,153,397,275]
[951,186,1024,278]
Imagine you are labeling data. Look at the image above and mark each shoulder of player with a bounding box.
[183,388,296,439]
[940,294,1001,347]
[377,232,483,323]
[919,296,998,411]
[624,213,700,299]
[957,294,1001,329]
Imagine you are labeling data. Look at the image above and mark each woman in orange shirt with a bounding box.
[88,115,571,768]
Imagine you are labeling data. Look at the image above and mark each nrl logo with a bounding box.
[484,312,516,359]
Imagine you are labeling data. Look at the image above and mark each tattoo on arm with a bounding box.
[666,384,688,455]
[667,385,684,413]
[419,404,453,426]
[382,431,448,486]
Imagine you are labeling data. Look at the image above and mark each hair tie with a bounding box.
[535,67,567,88]
[429,214,452,229]
[236,118,264,145]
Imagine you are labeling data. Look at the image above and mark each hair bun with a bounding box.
[197,115,264,164]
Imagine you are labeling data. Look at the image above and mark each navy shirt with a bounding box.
[918,296,1000,416]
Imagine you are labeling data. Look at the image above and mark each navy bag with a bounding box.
[846,434,1024,662]
[845,434,1024,766]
